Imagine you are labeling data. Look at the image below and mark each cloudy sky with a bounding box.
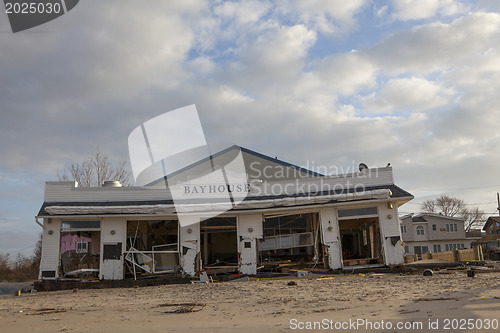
[1,0,500,256]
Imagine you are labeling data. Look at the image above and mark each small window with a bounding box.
[433,245,437,252]
[41,270,56,278]
[416,226,424,235]
[244,241,252,249]
[103,243,122,260]
[75,241,88,254]
[404,245,409,253]
[437,244,441,252]
[454,224,458,232]
[446,224,450,232]
[338,207,377,218]
[432,224,436,231]
[445,244,449,251]
[62,221,100,229]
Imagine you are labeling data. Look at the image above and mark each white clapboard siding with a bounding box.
[378,203,404,265]
[99,217,127,280]
[319,208,342,270]
[39,218,61,279]
[237,214,262,275]
[179,219,200,276]
[44,181,172,202]
[43,167,395,203]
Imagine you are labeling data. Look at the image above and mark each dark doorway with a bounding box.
[339,217,382,266]
[200,217,238,266]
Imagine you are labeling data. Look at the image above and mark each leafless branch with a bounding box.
[58,148,129,187]
[420,194,485,230]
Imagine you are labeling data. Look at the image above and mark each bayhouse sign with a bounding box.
[183,183,251,194]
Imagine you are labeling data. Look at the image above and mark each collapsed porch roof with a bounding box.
[38,184,413,217]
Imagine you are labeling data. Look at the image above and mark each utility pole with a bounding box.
[497,192,500,217]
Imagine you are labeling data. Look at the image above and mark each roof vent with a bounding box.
[102,180,122,188]
[358,163,368,172]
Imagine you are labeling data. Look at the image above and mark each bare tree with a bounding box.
[58,148,129,187]
[421,195,466,217]
[421,195,485,231]
[0,253,9,272]
[462,206,485,231]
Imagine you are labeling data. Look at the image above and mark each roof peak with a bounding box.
[145,144,324,186]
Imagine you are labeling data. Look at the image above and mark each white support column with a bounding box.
[319,208,342,270]
[39,218,61,279]
[237,214,262,275]
[378,202,404,266]
[100,217,126,280]
[179,216,200,276]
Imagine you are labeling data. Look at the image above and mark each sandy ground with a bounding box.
[0,272,499,333]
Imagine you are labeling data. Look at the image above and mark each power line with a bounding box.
[404,201,496,206]
[400,211,499,216]
[9,244,35,253]
[406,184,500,192]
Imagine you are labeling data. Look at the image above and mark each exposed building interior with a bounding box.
[60,221,101,278]
[339,217,382,266]
[200,217,238,271]
[125,220,179,278]
[258,213,324,271]
[60,230,100,278]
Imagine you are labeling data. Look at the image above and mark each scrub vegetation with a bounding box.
[0,235,41,282]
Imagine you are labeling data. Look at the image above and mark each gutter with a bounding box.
[35,216,45,229]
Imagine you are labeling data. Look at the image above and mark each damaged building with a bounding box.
[36,146,413,280]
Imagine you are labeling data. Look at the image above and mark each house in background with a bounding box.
[400,213,477,256]
[479,216,500,260]
[482,216,500,241]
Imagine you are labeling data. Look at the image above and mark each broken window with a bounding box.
[125,220,179,277]
[60,230,100,278]
[260,233,313,250]
[258,213,323,268]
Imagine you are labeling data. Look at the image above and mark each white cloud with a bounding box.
[222,24,317,93]
[368,12,500,75]
[274,0,367,35]
[213,0,271,24]
[312,52,377,96]
[376,5,389,17]
[362,77,455,112]
[391,0,466,21]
